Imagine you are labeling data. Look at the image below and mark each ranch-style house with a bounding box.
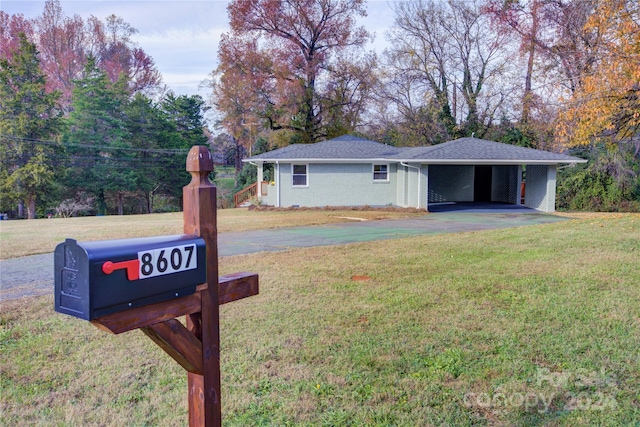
[243,135,586,212]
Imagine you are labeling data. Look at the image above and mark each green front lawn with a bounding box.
[1,215,639,425]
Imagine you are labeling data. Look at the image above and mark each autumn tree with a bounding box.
[0,12,35,59]
[371,45,452,146]
[484,0,602,150]
[541,0,601,96]
[558,0,640,147]
[0,33,63,219]
[212,0,371,145]
[552,1,639,211]
[34,0,86,108]
[85,13,162,94]
[485,0,544,125]
[33,0,161,111]
[321,53,378,139]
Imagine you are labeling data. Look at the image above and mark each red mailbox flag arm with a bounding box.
[102,260,140,281]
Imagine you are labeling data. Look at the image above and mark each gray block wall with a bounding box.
[399,163,428,209]
[525,165,556,212]
[268,162,398,207]
[491,165,519,204]
[428,165,474,202]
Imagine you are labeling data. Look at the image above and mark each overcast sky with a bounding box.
[2,0,395,97]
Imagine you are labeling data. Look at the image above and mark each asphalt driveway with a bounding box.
[0,206,567,300]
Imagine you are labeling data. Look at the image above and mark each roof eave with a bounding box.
[242,158,395,163]
[396,159,587,165]
[244,158,587,165]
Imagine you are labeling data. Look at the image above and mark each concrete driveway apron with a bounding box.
[1,209,567,300]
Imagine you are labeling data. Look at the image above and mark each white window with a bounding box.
[292,164,308,186]
[373,164,389,181]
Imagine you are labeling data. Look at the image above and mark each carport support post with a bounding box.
[183,146,221,427]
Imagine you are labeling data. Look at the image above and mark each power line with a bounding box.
[0,134,194,155]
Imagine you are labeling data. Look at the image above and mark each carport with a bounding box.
[427,164,521,204]
[401,138,586,213]
[427,163,557,212]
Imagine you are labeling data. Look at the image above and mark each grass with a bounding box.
[1,213,639,425]
[0,208,425,260]
[214,167,237,201]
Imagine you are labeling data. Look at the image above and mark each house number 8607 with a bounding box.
[137,244,196,279]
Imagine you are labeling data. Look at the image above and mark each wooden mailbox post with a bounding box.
[57,146,258,426]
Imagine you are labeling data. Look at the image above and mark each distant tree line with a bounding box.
[210,0,639,211]
[1,0,638,217]
[0,28,209,219]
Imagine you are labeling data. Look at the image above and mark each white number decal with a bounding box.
[138,244,196,279]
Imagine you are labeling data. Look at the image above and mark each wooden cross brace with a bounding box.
[90,272,259,374]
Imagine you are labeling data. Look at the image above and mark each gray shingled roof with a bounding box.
[395,137,584,163]
[248,135,400,160]
[245,135,586,164]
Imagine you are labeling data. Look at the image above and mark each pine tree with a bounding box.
[125,93,184,213]
[160,93,211,202]
[0,33,63,219]
[64,56,135,215]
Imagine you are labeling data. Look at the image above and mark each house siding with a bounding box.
[397,165,407,207]
[256,160,556,212]
[261,182,277,206]
[525,165,556,212]
[247,135,584,211]
[396,163,427,209]
[273,163,398,207]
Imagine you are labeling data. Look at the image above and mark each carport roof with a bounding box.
[395,137,586,164]
[245,135,587,165]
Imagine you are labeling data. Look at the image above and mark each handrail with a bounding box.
[233,182,258,207]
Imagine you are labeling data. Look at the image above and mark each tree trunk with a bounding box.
[522,0,539,125]
[233,137,243,185]
[27,195,36,219]
[146,191,153,214]
[117,192,124,215]
[97,190,107,215]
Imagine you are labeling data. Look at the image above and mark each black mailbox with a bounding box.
[54,235,206,320]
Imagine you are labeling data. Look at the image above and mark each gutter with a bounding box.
[242,158,393,164]
[395,159,587,165]
[243,158,586,165]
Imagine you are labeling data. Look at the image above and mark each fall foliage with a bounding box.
[211,0,371,145]
[2,0,162,111]
[557,0,640,147]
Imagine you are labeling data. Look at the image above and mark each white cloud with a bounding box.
[134,27,225,94]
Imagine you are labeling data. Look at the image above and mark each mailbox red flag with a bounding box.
[102,260,140,281]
